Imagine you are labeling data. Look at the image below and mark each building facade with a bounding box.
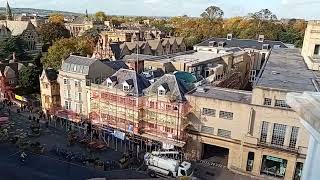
[40,69,60,115]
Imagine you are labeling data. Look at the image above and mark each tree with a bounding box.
[48,13,65,24]
[249,9,277,21]
[82,27,101,44]
[43,37,95,70]
[0,13,6,20]
[0,36,29,61]
[38,22,70,46]
[200,6,224,20]
[95,11,107,21]
[18,65,41,92]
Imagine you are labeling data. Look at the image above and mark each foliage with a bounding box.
[95,11,107,21]
[82,27,101,44]
[200,6,224,20]
[38,22,70,46]
[48,13,65,24]
[0,36,30,61]
[0,13,6,20]
[43,37,95,70]
[18,65,42,92]
[249,9,277,21]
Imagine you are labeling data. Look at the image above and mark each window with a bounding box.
[63,78,70,85]
[275,100,290,108]
[158,89,165,96]
[75,92,82,101]
[219,111,233,120]
[202,108,216,117]
[201,126,214,135]
[264,98,272,106]
[64,90,71,98]
[44,83,49,89]
[271,123,287,147]
[107,82,112,88]
[65,101,71,110]
[75,80,81,87]
[217,129,231,138]
[262,44,269,50]
[314,45,320,55]
[260,121,269,143]
[9,80,15,84]
[76,103,82,113]
[123,85,130,92]
[289,127,299,149]
[273,45,280,49]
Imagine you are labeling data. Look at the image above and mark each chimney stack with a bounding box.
[227,33,233,40]
[12,52,16,61]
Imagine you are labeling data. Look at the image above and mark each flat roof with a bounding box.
[255,48,317,92]
[188,86,252,104]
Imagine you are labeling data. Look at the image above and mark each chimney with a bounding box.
[258,35,265,42]
[12,52,16,61]
[227,33,233,40]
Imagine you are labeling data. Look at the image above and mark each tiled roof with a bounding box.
[101,69,150,96]
[2,20,32,36]
[144,74,189,101]
[147,39,161,50]
[102,60,128,71]
[61,55,97,75]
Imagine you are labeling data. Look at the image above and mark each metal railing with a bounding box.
[258,140,299,153]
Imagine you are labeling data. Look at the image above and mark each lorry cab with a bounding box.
[178,161,193,177]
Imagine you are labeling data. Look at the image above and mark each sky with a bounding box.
[2,0,320,20]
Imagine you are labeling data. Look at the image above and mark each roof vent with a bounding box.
[258,35,265,43]
[227,33,232,40]
[272,71,280,75]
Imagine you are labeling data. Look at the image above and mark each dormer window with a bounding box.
[158,84,168,96]
[209,41,216,47]
[218,42,226,47]
[227,33,232,40]
[123,84,130,92]
[258,35,265,42]
[273,45,280,49]
[107,82,112,88]
[262,44,270,50]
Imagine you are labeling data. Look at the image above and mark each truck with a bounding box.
[144,151,193,178]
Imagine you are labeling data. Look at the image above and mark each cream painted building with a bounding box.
[301,21,320,71]
[185,48,317,180]
[57,55,116,122]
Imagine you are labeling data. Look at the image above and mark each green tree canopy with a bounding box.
[38,22,70,46]
[0,36,29,61]
[82,27,101,44]
[18,65,42,93]
[43,37,95,70]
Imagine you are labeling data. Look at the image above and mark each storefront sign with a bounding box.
[266,156,283,163]
[113,130,125,140]
[15,95,27,102]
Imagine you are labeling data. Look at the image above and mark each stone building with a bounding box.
[40,68,60,115]
[57,55,116,123]
[185,48,316,180]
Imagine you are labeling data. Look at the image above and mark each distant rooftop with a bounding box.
[255,48,317,92]
[188,86,252,104]
[195,37,288,50]
[61,55,97,75]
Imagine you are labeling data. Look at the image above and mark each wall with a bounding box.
[301,21,320,70]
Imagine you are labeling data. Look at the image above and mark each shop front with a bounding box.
[260,155,287,178]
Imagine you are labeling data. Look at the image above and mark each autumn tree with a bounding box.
[82,27,101,44]
[43,37,95,70]
[200,6,224,20]
[95,11,107,21]
[38,22,70,46]
[48,13,65,24]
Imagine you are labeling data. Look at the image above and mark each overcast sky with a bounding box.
[2,0,320,19]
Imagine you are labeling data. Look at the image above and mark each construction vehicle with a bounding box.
[144,151,193,178]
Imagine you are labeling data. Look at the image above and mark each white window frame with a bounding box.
[264,98,272,106]
[219,111,233,120]
[217,129,231,138]
[275,100,290,108]
[202,108,216,117]
[123,85,130,92]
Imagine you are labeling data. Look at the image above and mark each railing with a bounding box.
[258,140,299,153]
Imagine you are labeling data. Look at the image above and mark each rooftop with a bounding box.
[188,86,252,104]
[61,55,97,75]
[255,48,317,92]
[195,37,288,50]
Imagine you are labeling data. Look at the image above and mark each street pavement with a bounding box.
[0,103,258,180]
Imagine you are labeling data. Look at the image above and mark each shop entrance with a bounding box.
[202,143,229,166]
[260,155,287,178]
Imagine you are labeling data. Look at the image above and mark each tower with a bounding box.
[85,9,88,18]
[6,1,13,21]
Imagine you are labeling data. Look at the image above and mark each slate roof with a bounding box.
[0,61,23,77]
[3,21,32,36]
[188,86,252,104]
[61,55,97,75]
[195,37,288,50]
[101,69,150,96]
[44,68,58,81]
[255,48,317,92]
[102,60,128,71]
[147,39,161,50]
[144,74,189,101]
